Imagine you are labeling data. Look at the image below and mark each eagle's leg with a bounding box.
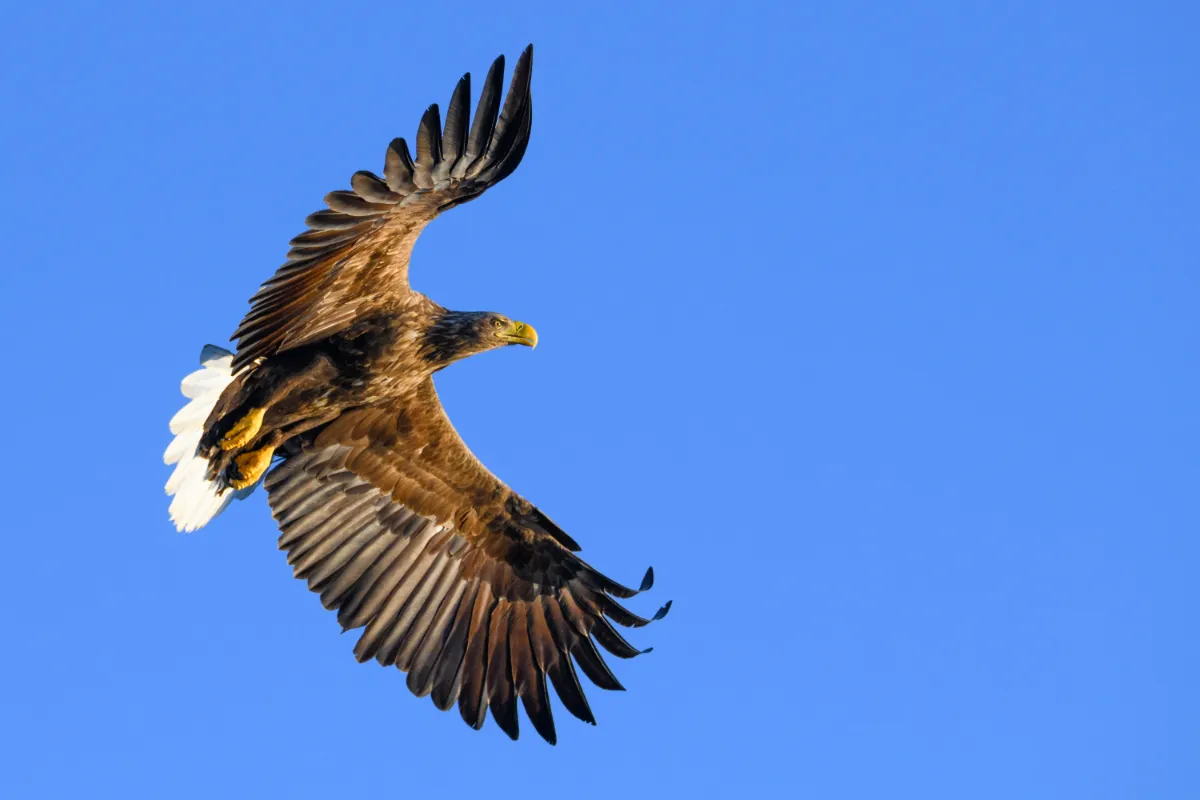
[203,351,338,458]
[229,444,275,489]
[224,408,341,490]
[219,406,267,451]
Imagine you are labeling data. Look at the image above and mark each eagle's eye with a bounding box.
[493,319,504,329]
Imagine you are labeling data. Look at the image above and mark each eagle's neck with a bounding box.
[418,308,492,371]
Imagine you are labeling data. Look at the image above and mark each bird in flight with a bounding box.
[163,45,669,744]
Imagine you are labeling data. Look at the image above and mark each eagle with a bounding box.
[163,45,669,744]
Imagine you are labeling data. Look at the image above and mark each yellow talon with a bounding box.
[220,407,266,450]
[230,445,275,489]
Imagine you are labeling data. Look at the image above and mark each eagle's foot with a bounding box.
[229,445,275,489]
[220,407,266,451]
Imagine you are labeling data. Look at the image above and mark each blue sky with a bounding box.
[1,1,1196,797]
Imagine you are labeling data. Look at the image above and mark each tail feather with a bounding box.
[164,345,257,532]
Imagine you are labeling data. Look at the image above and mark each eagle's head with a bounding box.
[422,309,538,367]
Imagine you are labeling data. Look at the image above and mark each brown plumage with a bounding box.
[164,45,669,745]
[228,47,532,373]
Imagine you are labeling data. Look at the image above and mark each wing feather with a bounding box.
[403,574,469,689]
[413,104,442,189]
[262,376,667,743]
[436,74,471,182]
[383,137,417,194]
[394,555,465,671]
[229,45,535,373]
[323,190,394,216]
[511,604,556,744]
[429,579,483,711]
[455,54,505,180]
[458,583,497,730]
[485,600,519,740]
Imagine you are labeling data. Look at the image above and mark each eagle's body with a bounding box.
[197,297,480,484]
[163,46,668,746]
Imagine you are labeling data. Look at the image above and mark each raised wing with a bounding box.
[262,379,669,743]
[230,46,534,373]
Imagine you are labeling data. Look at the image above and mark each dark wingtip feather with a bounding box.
[350,170,400,204]
[640,567,655,592]
[653,600,672,621]
[493,708,520,741]
[439,73,471,170]
[459,53,505,171]
[417,104,442,162]
[587,564,649,600]
[532,508,581,552]
[593,617,646,659]
[545,648,596,726]
[517,44,532,76]
[422,102,441,126]
[303,210,360,230]
[573,638,626,691]
[484,99,531,186]
[480,45,532,169]
[384,137,416,193]
[519,675,559,745]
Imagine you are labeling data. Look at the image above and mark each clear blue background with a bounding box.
[1,2,1195,797]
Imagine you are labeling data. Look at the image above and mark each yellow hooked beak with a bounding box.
[497,320,538,349]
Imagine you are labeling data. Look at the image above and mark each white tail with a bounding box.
[164,345,256,532]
